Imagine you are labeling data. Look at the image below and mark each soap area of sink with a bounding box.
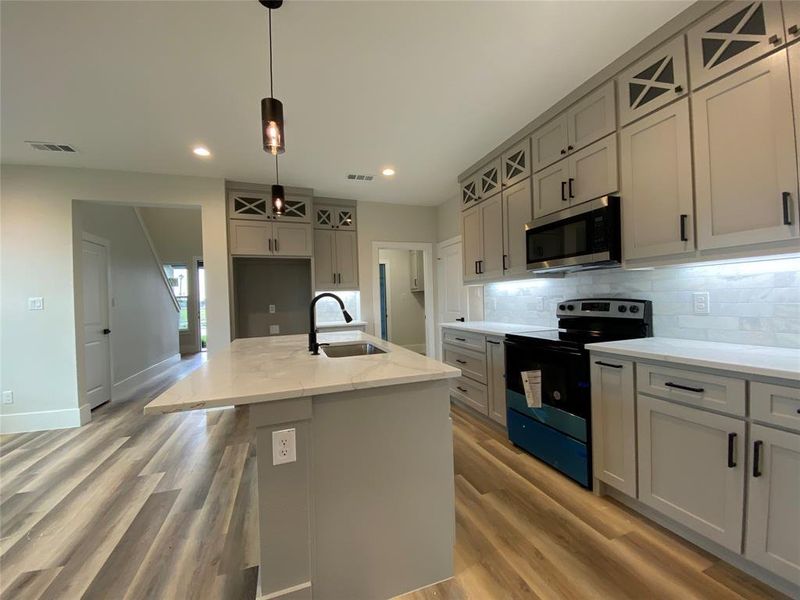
[322,342,387,358]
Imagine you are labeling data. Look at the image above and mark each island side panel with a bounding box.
[311,379,455,599]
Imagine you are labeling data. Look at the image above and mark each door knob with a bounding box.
[103,328,111,335]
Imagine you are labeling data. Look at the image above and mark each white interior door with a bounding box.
[82,239,112,409]
[436,238,466,359]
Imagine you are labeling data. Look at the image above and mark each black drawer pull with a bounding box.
[664,381,704,393]
[487,340,501,345]
[727,432,737,468]
[753,440,763,477]
[783,192,792,225]
[455,337,467,342]
[455,359,467,365]
[595,361,623,369]
[456,386,468,393]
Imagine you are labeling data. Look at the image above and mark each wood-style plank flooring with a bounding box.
[0,357,786,600]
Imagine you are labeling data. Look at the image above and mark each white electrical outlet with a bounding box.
[269,304,276,314]
[2,391,13,405]
[693,292,710,315]
[269,325,280,335]
[27,297,44,311]
[272,428,296,465]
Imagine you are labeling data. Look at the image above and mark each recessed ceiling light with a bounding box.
[382,167,395,177]
[192,146,211,157]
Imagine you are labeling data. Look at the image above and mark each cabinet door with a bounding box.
[229,191,271,221]
[745,424,800,582]
[533,159,570,218]
[315,205,335,230]
[334,207,356,231]
[790,42,800,180]
[687,0,785,90]
[501,139,531,188]
[461,205,482,282]
[637,395,745,552]
[486,338,506,426]
[785,0,800,43]
[273,222,312,257]
[409,250,424,292]
[460,174,480,210]
[568,133,618,207]
[590,358,636,497]
[566,81,616,153]
[479,195,504,279]
[617,36,688,126]
[477,158,503,201]
[279,194,312,223]
[229,220,272,256]
[334,230,359,289]
[314,229,337,288]
[532,115,569,172]
[502,178,532,277]
[693,52,799,249]
[621,99,695,260]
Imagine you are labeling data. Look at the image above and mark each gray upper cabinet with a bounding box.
[532,158,570,218]
[477,158,503,201]
[617,36,688,126]
[314,228,358,289]
[502,178,532,277]
[501,139,531,188]
[229,191,311,223]
[479,195,505,279]
[315,205,356,230]
[461,204,482,282]
[693,51,799,250]
[531,116,569,172]
[790,41,800,178]
[687,0,785,90]
[785,0,800,42]
[621,98,694,260]
[460,173,480,211]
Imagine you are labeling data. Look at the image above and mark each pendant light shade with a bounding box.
[261,97,285,155]
[272,184,285,215]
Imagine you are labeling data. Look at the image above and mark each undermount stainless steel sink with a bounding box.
[322,343,387,358]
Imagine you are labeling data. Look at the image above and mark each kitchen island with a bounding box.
[145,331,460,600]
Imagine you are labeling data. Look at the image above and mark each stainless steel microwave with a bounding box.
[525,196,621,273]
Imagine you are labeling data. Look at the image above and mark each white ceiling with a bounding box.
[1,0,692,206]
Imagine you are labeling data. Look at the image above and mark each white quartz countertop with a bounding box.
[144,331,460,415]
[316,320,368,329]
[440,321,552,336]
[587,337,800,382]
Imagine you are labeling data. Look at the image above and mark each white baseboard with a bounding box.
[0,405,87,434]
[112,353,181,400]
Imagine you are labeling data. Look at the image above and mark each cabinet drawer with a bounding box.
[751,382,800,432]
[443,344,487,384]
[442,329,486,353]
[636,363,746,416]
[450,376,488,415]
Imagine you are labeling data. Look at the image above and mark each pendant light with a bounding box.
[272,155,285,216]
[260,0,285,155]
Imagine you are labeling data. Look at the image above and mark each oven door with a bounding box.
[504,338,590,443]
[525,195,620,272]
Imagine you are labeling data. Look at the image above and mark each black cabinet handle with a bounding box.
[502,254,508,270]
[783,192,792,225]
[487,340,501,345]
[561,181,567,202]
[103,328,111,335]
[753,440,763,477]
[567,145,574,151]
[456,317,465,322]
[274,238,279,252]
[455,359,467,365]
[455,337,467,342]
[680,214,688,242]
[456,386,468,393]
[568,178,575,199]
[664,381,705,393]
[595,361,623,369]
[789,24,799,36]
[727,432,737,468]
[675,85,683,93]
[478,260,484,274]
[268,238,273,252]
[560,148,567,155]
[768,34,781,46]
[474,260,479,275]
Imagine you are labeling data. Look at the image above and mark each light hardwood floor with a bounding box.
[0,357,786,599]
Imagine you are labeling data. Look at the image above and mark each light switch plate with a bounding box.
[27,297,44,311]
[1,391,13,405]
[272,428,296,465]
[269,325,280,335]
[269,304,276,314]
[693,292,710,315]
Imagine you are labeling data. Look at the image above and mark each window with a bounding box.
[164,264,189,331]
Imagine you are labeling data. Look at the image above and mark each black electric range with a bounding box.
[504,298,653,488]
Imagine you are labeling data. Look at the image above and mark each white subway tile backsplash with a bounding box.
[484,257,800,349]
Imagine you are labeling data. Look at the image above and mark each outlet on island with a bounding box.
[272,428,296,466]
[269,325,280,335]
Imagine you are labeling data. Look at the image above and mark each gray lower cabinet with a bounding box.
[621,98,694,260]
[637,393,746,553]
[693,51,799,250]
[443,328,506,427]
[590,358,636,497]
[745,424,800,582]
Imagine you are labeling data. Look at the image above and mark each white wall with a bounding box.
[139,206,203,353]
[356,201,438,336]
[379,249,426,349]
[0,165,229,433]
[436,195,460,242]
[74,202,179,384]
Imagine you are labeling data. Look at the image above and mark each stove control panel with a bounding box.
[557,299,649,320]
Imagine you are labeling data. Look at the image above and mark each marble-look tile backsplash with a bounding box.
[484,257,800,348]
[314,290,361,324]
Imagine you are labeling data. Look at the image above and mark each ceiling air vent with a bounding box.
[345,173,374,182]
[26,141,77,153]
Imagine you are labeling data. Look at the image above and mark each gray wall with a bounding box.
[379,249,426,349]
[73,201,180,384]
[485,257,800,348]
[436,195,460,242]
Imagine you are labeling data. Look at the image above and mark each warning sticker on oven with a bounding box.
[521,370,542,409]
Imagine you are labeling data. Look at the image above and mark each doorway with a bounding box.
[196,258,207,350]
[81,234,112,409]
[371,242,435,356]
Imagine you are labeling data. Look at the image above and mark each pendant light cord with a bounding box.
[275,154,280,185]
[268,9,274,97]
